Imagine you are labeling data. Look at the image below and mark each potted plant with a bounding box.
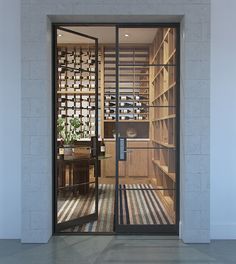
[57,116,83,157]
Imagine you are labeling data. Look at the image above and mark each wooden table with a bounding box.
[57,155,111,195]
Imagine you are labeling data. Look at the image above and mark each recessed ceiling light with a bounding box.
[58,34,62,37]
[124,34,129,37]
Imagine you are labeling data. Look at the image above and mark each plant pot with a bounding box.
[63,145,74,158]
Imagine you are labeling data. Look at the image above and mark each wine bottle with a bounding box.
[59,75,69,80]
[134,108,146,114]
[58,59,66,64]
[58,98,74,103]
[58,97,95,103]
[120,116,130,120]
[88,67,95,72]
[59,84,68,88]
[135,102,142,107]
[105,95,116,101]
[58,106,79,110]
[69,83,95,89]
[70,75,81,81]
[87,83,95,89]
[100,139,106,156]
[58,50,74,56]
[120,102,133,107]
[87,105,96,110]
[134,116,145,120]
[120,95,132,101]
[105,102,116,107]
[120,109,131,114]
[105,116,115,120]
[105,109,115,114]
[87,59,95,64]
[71,84,81,89]
[134,95,148,100]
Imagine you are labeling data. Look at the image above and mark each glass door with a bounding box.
[55,27,99,231]
[115,26,179,234]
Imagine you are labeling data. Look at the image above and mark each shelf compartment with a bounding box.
[152,159,175,182]
[104,121,149,138]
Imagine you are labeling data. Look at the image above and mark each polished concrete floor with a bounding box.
[0,236,236,264]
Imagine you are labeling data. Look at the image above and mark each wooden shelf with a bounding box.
[165,48,176,64]
[152,114,176,122]
[104,120,149,122]
[152,139,175,149]
[106,74,149,77]
[150,27,177,199]
[151,66,164,84]
[152,159,175,182]
[151,28,170,64]
[57,91,96,95]
[104,92,148,95]
[151,82,176,103]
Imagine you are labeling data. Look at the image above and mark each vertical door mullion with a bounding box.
[95,38,99,216]
[115,25,119,231]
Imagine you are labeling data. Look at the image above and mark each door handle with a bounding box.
[118,137,127,161]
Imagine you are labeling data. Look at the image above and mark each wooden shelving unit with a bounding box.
[103,45,150,138]
[150,28,177,203]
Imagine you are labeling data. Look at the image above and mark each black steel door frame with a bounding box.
[114,24,180,234]
[52,25,99,232]
[52,22,180,235]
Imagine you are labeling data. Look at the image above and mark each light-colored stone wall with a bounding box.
[21,0,210,243]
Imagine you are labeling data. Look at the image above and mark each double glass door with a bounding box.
[54,24,179,234]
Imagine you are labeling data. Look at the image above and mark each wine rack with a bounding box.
[57,45,101,138]
[103,46,150,138]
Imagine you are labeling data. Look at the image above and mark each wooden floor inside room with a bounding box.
[58,184,174,233]
[58,184,115,232]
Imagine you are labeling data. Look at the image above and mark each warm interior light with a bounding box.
[124,34,129,37]
[58,34,62,37]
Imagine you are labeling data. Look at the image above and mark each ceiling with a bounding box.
[57,26,158,44]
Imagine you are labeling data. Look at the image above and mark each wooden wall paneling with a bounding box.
[126,141,148,177]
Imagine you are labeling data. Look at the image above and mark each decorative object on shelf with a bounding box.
[126,127,137,138]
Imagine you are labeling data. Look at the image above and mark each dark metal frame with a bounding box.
[52,22,180,236]
[115,24,180,235]
[53,26,99,232]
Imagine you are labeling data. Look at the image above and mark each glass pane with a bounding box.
[118,188,175,225]
[117,146,176,182]
[57,180,96,225]
[118,27,176,66]
[57,27,99,139]
[59,183,115,233]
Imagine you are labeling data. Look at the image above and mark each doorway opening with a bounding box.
[53,24,179,234]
